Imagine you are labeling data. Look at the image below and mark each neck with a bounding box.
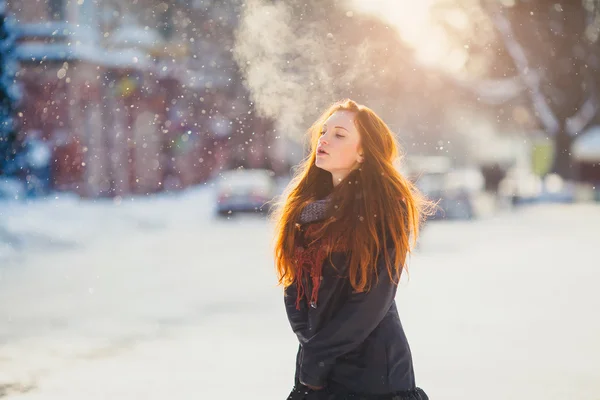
[330,167,358,187]
[332,169,352,186]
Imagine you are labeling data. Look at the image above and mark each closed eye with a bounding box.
[335,133,344,138]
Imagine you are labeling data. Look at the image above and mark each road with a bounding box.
[1,191,599,399]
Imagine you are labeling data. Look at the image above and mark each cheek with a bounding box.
[338,142,359,165]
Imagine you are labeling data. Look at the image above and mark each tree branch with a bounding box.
[566,93,599,135]
[483,0,560,134]
[450,75,525,105]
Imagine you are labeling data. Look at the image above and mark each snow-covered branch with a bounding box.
[484,1,600,138]
[484,1,560,135]
[450,75,525,105]
[566,94,599,135]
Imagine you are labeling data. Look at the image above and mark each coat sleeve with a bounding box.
[298,248,399,388]
[284,281,310,343]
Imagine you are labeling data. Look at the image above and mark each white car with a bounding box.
[215,169,278,217]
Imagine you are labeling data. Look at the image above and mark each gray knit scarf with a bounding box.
[298,196,331,224]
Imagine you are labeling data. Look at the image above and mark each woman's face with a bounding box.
[315,110,364,185]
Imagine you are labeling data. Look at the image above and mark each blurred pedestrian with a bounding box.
[23,129,52,197]
[272,99,432,400]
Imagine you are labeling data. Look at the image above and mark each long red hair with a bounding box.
[272,99,432,292]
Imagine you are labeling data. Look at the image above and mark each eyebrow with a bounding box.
[334,126,349,132]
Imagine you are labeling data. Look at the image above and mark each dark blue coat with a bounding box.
[284,237,418,395]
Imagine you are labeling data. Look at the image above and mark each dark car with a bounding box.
[415,169,483,220]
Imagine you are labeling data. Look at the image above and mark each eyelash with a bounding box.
[320,130,344,139]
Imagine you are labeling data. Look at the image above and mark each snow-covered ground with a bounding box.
[1,187,599,399]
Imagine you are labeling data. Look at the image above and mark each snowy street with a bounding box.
[1,188,599,399]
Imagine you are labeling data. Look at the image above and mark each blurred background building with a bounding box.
[0,0,599,207]
[3,0,284,198]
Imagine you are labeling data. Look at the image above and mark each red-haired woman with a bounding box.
[273,100,431,400]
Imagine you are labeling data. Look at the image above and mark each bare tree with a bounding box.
[432,0,600,178]
[482,0,600,178]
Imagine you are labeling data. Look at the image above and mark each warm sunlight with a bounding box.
[350,0,468,72]
[4,1,600,399]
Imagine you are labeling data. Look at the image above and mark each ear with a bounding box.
[357,151,364,163]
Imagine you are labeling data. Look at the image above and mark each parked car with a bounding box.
[498,167,543,205]
[215,168,278,217]
[415,167,485,221]
[0,177,26,201]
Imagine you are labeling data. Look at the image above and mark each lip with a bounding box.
[317,147,329,156]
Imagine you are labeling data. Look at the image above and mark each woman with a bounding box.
[273,99,431,400]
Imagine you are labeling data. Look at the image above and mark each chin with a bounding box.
[315,160,329,172]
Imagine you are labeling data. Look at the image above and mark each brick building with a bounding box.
[7,0,278,197]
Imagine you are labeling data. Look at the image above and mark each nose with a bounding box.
[320,137,329,145]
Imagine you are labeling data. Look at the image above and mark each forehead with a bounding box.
[324,110,357,132]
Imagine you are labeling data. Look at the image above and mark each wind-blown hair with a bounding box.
[273,99,432,292]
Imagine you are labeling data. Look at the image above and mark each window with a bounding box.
[159,6,174,39]
[49,0,66,21]
[78,0,99,42]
